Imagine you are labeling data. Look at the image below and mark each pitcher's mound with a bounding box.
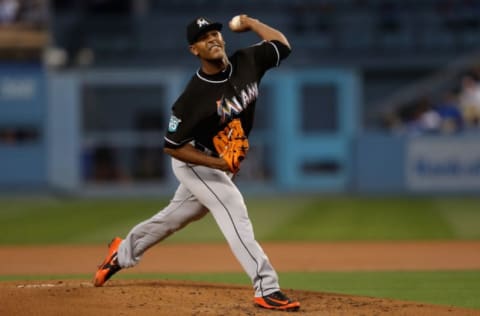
[1,280,478,316]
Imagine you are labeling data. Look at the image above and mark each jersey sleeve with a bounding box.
[163,96,196,149]
[249,40,291,74]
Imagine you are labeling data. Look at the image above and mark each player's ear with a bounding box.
[189,45,199,57]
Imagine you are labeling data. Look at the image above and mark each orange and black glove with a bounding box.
[213,118,249,173]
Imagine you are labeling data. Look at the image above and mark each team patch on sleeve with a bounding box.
[168,115,182,132]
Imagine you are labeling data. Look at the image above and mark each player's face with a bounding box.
[190,30,226,61]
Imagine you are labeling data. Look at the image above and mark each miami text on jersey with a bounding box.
[217,82,258,121]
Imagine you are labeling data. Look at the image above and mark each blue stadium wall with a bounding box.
[0,63,47,189]
[0,64,479,195]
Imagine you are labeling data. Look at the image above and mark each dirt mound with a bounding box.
[2,242,480,315]
[1,280,479,316]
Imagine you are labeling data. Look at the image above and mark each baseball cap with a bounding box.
[187,17,223,44]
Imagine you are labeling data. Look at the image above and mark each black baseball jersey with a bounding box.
[164,40,291,154]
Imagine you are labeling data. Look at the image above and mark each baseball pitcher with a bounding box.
[93,14,299,312]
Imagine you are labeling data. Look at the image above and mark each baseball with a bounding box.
[229,15,242,31]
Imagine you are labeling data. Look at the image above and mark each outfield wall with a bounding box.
[0,63,47,188]
[354,133,480,194]
[0,66,479,195]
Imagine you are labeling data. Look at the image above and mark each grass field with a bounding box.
[1,195,479,309]
[1,195,479,244]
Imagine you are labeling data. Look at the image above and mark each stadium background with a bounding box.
[2,0,480,195]
[1,1,480,315]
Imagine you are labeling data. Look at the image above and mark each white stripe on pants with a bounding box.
[117,158,280,297]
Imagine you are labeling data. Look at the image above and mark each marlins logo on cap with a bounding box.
[186,16,223,44]
[196,18,209,28]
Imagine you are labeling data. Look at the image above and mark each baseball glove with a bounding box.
[213,118,249,173]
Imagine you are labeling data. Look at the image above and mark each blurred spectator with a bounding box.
[17,0,48,28]
[388,96,455,135]
[0,0,19,24]
[417,102,442,133]
[432,89,464,134]
[0,0,48,27]
[458,72,480,128]
[386,64,480,135]
[406,97,442,135]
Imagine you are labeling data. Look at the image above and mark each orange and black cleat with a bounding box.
[254,291,300,312]
[93,237,123,287]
